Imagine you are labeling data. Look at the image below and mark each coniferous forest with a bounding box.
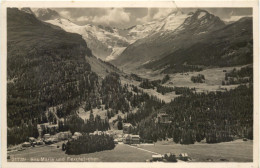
[133,84,253,144]
[66,134,115,155]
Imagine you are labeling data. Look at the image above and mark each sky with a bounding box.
[53,8,252,29]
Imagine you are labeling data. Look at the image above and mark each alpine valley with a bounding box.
[7,7,253,162]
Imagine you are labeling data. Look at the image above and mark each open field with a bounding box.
[8,139,252,162]
[8,142,152,162]
[138,139,253,162]
[121,65,251,103]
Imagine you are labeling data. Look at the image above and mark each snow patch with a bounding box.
[197,31,207,35]
[106,47,126,61]
[198,12,206,19]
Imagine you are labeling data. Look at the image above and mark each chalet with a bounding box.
[152,154,163,161]
[123,134,131,144]
[43,134,51,140]
[179,153,189,161]
[57,131,72,141]
[131,135,140,144]
[36,140,44,145]
[29,137,36,143]
[72,132,82,140]
[155,113,171,124]
[93,130,103,135]
[123,123,134,134]
[22,142,31,147]
[123,134,140,144]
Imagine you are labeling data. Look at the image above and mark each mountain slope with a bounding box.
[112,9,225,70]
[125,10,188,42]
[143,17,253,73]
[46,18,130,61]
[7,8,98,127]
[29,8,130,61]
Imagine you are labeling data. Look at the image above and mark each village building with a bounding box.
[56,131,72,141]
[123,134,131,144]
[179,153,189,161]
[43,133,51,140]
[93,130,103,135]
[123,123,134,134]
[152,154,164,161]
[72,132,82,140]
[123,134,140,144]
[155,113,172,124]
[131,135,140,144]
[37,123,58,137]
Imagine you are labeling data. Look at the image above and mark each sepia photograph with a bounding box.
[1,1,259,168]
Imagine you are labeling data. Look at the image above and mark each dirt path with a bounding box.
[126,144,160,155]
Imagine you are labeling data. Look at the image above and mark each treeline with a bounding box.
[161,75,170,84]
[135,84,253,144]
[58,113,110,135]
[161,64,203,74]
[156,85,175,95]
[157,86,195,95]
[139,75,171,90]
[138,75,195,96]
[65,134,115,155]
[222,66,253,85]
[139,79,161,89]
[125,98,165,126]
[191,74,205,83]
[98,58,120,72]
[130,73,143,82]
[7,120,39,146]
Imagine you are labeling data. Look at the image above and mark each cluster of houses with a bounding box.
[37,123,59,137]
[151,153,190,162]
[27,114,171,148]
[113,123,141,144]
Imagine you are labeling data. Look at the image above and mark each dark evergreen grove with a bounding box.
[134,84,253,144]
[65,134,115,155]
[58,113,110,135]
[191,74,205,83]
[222,66,253,85]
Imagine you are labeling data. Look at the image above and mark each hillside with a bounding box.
[7,8,98,128]
[143,17,253,73]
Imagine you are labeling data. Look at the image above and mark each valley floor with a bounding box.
[7,139,252,162]
[121,65,251,103]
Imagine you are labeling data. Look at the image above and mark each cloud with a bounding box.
[136,8,177,23]
[59,10,71,18]
[92,8,130,25]
[136,8,157,23]
[76,16,92,22]
[153,8,176,20]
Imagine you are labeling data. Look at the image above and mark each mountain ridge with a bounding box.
[143,16,253,73]
[111,9,226,70]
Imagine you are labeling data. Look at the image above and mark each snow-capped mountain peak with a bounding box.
[45,17,130,60]
[127,10,188,41]
[175,9,225,34]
